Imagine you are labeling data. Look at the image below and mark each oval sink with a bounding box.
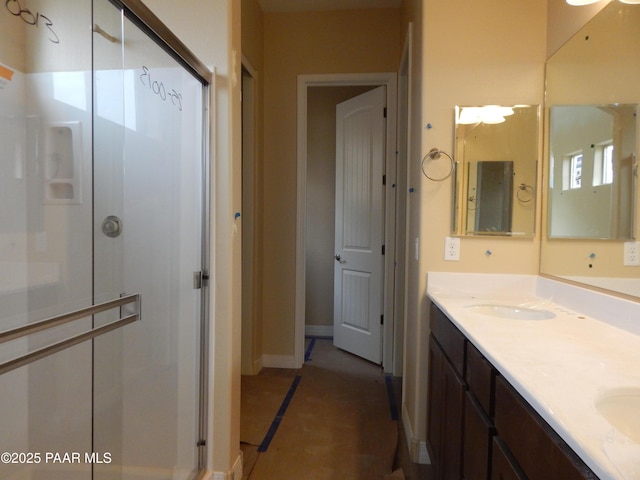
[466,304,556,320]
[596,388,640,443]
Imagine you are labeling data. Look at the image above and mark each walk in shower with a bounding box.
[0,0,210,478]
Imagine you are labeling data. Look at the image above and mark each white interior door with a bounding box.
[333,86,386,364]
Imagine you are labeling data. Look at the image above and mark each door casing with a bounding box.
[295,72,398,372]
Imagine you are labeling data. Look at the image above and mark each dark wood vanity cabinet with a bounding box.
[427,302,599,480]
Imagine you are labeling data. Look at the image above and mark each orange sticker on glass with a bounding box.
[0,65,15,81]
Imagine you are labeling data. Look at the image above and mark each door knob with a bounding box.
[334,254,342,262]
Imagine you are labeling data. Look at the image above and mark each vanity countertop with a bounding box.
[427,272,640,480]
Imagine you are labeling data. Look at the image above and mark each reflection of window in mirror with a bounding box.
[561,152,582,190]
[593,143,614,186]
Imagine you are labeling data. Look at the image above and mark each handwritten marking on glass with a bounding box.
[5,0,59,44]
[139,66,183,112]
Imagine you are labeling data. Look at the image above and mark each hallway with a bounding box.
[240,337,431,479]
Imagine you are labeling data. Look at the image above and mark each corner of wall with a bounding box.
[402,401,431,465]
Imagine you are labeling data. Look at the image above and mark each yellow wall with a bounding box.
[261,8,402,356]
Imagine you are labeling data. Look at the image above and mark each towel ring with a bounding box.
[421,148,455,182]
[516,183,534,203]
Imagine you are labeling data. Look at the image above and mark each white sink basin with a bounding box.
[596,388,640,443]
[466,304,556,320]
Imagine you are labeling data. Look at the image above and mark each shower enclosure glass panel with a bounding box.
[0,0,208,478]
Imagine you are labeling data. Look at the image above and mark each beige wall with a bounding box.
[406,0,548,459]
[261,8,402,356]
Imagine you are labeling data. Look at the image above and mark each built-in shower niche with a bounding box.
[44,122,82,204]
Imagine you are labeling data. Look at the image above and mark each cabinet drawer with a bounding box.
[494,376,598,480]
[466,341,495,417]
[430,303,466,376]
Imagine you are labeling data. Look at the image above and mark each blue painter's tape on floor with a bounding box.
[304,337,316,362]
[258,375,302,452]
[385,375,400,421]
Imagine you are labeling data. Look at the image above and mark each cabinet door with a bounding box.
[428,335,467,480]
[464,392,495,480]
[427,336,445,478]
[440,355,466,480]
[495,376,596,480]
[491,437,527,480]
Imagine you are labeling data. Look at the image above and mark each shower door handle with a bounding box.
[102,215,123,237]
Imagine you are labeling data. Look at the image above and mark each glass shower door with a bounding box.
[0,1,208,479]
[0,1,96,478]
[92,1,207,478]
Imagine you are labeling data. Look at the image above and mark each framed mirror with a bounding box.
[453,105,539,237]
[542,2,640,299]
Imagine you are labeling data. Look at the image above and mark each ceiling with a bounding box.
[258,0,402,13]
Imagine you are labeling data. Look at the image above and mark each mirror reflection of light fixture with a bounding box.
[566,0,600,5]
[457,105,514,125]
[567,0,640,4]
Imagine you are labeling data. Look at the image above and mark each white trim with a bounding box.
[261,354,297,369]
[394,22,413,379]
[296,72,398,372]
[402,402,431,465]
[305,325,334,337]
[211,450,242,480]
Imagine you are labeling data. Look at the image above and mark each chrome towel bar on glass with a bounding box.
[0,294,140,376]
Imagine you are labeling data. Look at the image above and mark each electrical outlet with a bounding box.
[444,236,460,261]
[624,241,640,266]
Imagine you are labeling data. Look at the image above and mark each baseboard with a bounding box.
[261,354,296,369]
[211,450,243,480]
[252,357,263,374]
[305,325,333,337]
[402,402,431,465]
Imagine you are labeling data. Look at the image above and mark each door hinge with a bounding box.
[382,244,385,255]
[380,314,384,325]
[383,107,387,118]
[197,439,206,447]
[383,174,386,186]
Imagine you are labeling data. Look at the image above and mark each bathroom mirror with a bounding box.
[453,105,539,237]
[541,2,640,298]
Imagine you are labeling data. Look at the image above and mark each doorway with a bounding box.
[295,73,398,372]
[0,1,210,478]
